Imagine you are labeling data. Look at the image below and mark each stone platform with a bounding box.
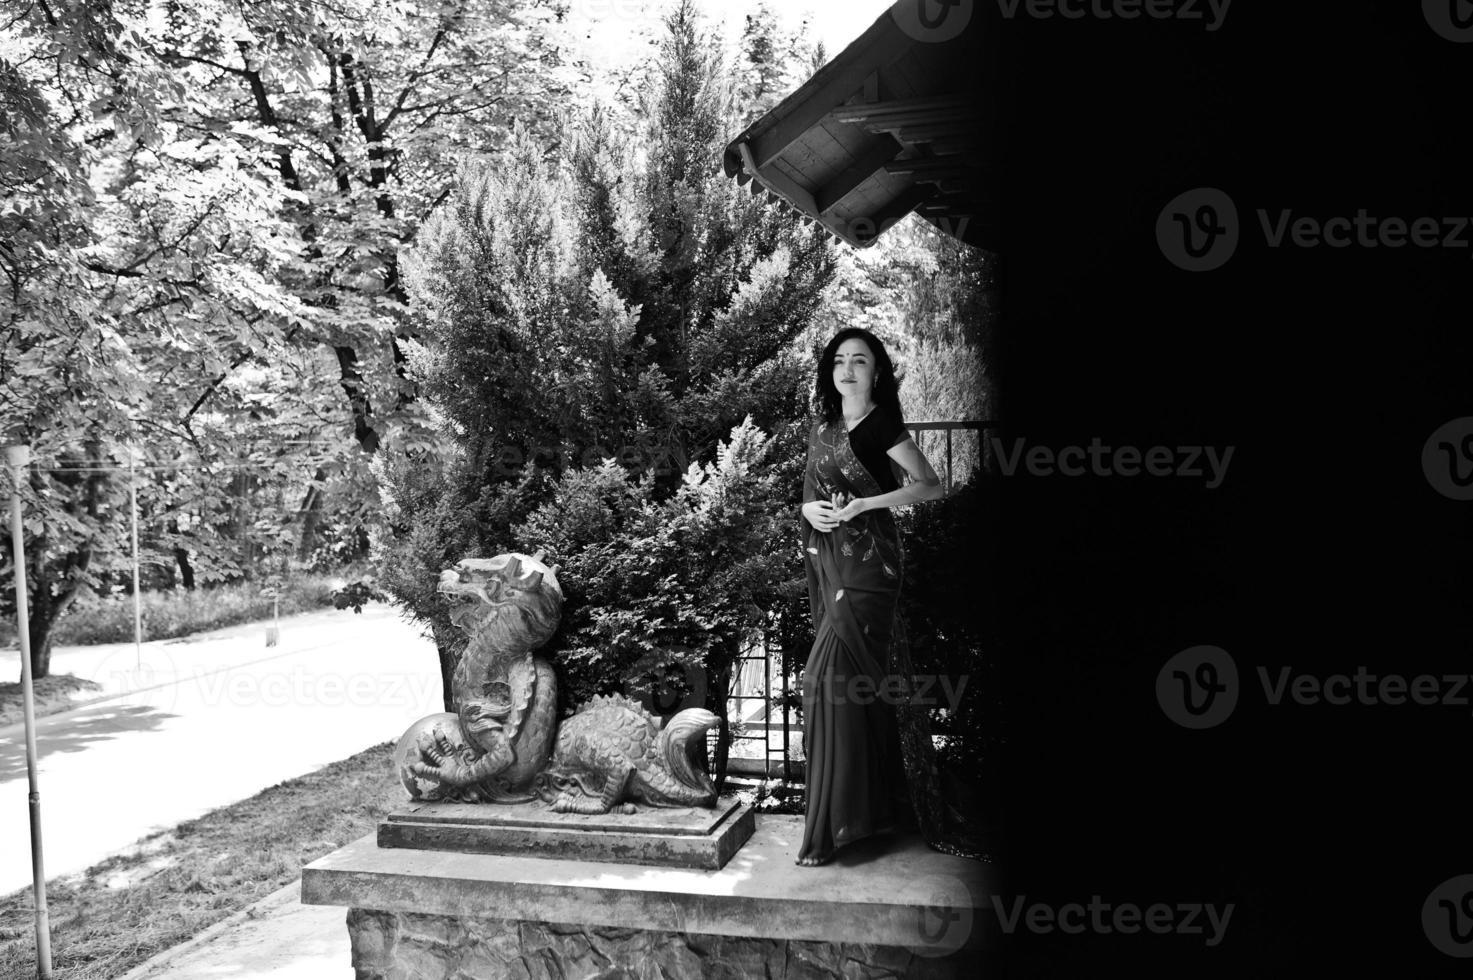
[303,814,992,979]
[378,798,754,870]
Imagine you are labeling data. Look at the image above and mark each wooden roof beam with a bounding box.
[933,177,979,195]
[895,123,986,144]
[735,142,819,216]
[827,95,974,125]
[884,155,982,177]
[924,140,985,157]
[815,136,905,215]
[836,112,983,135]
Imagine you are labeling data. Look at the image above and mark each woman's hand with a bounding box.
[832,495,869,522]
[802,499,841,532]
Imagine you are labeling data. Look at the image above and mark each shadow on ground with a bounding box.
[0,704,175,781]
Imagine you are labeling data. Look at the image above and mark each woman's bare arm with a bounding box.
[832,437,944,519]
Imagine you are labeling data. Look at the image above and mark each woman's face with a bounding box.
[832,337,878,400]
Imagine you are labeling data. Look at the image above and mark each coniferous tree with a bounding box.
[377,1,836,756]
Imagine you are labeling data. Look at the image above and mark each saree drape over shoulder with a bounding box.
[797,412,918,861]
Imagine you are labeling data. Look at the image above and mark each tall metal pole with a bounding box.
[945,426,953,495]
[129,456,142,669]
[6,445,53,978]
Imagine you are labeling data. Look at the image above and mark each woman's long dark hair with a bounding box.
[815,327,904,428]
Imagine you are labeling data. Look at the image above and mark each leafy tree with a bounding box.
[1,0,569,677]
[734,2,816,121]
[1,2,196,675]
[376,1,835,791]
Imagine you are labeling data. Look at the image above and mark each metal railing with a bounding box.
[724,621,795,780]
[904,419,995,493]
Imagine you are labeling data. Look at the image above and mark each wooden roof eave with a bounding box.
[721,9,907,183]
[722,11,919,249]
[723,2,996,252]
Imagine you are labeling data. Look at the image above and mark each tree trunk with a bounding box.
[239,51,390,460]
[26,607,55,681]
[166,519,195,589]
[19,440,104,680]
[174,545,195,589]
[23,554,86,681]
[295,464,332,561]
[430,620,463,713]
[334,346,381,454]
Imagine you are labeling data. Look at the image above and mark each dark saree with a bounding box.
[798,417,984,863]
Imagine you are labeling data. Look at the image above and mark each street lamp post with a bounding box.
[129,451,143,668]
[6,444,53,978]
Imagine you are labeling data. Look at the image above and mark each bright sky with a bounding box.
[557,0,897,83]
[770,0,897,53]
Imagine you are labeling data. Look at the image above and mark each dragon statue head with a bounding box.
[437,550,563,651]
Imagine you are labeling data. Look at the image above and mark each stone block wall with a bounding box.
[346,908,979,980]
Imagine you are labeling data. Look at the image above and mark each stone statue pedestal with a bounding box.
[378,798,754,870]
[303,813,991,979]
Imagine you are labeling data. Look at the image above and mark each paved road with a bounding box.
[0,604,444,897]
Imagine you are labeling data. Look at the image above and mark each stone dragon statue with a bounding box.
[391,552,719,814]
[533,692,720,815]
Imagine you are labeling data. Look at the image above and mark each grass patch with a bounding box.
[0,675,103,729]
[0,741,402,980]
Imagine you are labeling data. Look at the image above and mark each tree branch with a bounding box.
[160,50,252,79]
[235,41,304,194]
[324,54,353,195]
[379,13,459,134]
[181,323,300,424]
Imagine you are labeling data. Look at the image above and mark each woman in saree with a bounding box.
[796,327,944,866]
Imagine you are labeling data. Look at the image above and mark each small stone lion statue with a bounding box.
[534,692,719,814]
